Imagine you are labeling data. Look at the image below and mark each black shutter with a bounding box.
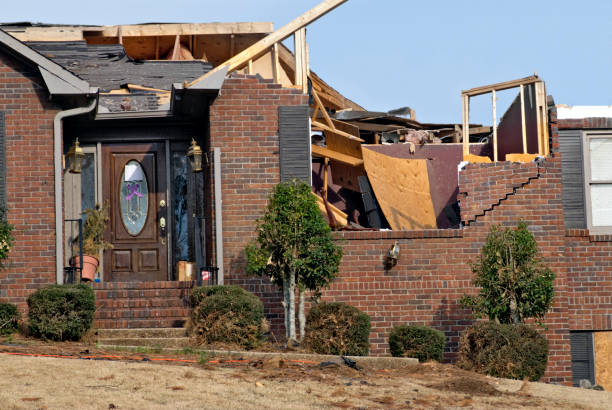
[278,105,310,183]
[0,112,6,210]
[570,331,595,387]
[559,130,586,229]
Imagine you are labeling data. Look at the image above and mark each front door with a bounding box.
[102,143,168,281]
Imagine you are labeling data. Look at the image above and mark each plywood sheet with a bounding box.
[362,148,436,230]
[594,331,612,390]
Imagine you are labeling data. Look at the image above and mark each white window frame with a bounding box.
[583,131,612,234]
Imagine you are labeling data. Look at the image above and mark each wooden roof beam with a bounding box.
[186,0,348,88]
[462,75,540,97]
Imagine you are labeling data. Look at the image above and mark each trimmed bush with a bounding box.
[190,285,266,349]
[0,303,20,335]
[303,302,371,356]
[458,321,548,381]
[389,325,446,362]
[27,284,96,341]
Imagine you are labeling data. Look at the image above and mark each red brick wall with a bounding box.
[208,74,308,331]
[0,52,59,309]
[323,156,572,384]
[458,161,540,225]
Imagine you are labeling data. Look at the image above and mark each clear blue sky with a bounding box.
[3,0,611,124]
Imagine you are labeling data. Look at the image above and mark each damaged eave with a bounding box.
[0,28,93,96]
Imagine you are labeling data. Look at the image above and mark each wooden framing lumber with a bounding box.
[462,75,540,97]
[99,23,274,37]
[312,121,364,142]
[311,145,364,167]
[520,84,527,154]
[462,94,469,158]
[186,0,348,88]
[272,43,280,84]
[314,193,348,227]
[312,89,334,128]
[492,89,498,162]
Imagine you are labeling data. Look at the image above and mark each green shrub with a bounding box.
[389,325,446,362]
[27,284,96,341]
[458,321,548,381]
[303,302,371,356]
[189,284,248,308]
[0,303,20,335]
[190,285,265,349]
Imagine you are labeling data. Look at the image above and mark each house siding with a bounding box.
[0,51,60,307]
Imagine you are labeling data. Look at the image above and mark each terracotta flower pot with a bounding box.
[71,254,99,282]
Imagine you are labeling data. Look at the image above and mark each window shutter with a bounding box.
[569,331,595,387]
[559,130,586,229]
[278,106,310,183]
[0,112,6,210]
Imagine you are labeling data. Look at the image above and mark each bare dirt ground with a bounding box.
[1,334,611,409]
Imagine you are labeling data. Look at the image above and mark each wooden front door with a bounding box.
[102,143,168,281]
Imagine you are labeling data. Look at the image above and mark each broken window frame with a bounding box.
[461,75,550,162]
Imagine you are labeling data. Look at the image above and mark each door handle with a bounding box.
[160,217,166,229]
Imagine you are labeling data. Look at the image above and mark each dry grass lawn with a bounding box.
[2,352,612,409]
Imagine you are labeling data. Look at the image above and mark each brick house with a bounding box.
[1,20,612,387]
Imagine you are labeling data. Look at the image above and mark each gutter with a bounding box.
[54,97,98,284]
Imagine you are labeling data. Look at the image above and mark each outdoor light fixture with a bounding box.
[66,138,84,174]
[187,138,203,172]
[384,240,400,269]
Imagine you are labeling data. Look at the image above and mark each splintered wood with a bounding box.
[362,148,436,230]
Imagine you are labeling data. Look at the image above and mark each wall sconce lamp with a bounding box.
[384,240,400,269]
[66,138,84,174]
[187,138,203,173]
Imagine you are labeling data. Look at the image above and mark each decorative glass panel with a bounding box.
[172,152,189,260]
[589,138,612,181]
[120,160,148,235]
[590,184,612,226]
[80,153,95,222]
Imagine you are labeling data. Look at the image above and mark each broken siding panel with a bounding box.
[279,105,310,183]
[559,130,586,229]
[0,112,5,210]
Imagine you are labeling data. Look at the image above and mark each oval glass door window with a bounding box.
[120,160,148,235]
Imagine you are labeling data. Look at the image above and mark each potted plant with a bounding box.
[71,202,113,281]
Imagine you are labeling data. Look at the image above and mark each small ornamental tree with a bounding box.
[0,207,13,269]
[460,221,555,325]
[245,180,343,343]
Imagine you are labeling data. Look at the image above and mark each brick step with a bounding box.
[97,328,188,339]
[95,308,191,320]
[95,318,187,329]
[96,298,190,310]
[94,289,192,300]
[97,337,192,349]
[92,281,196,291]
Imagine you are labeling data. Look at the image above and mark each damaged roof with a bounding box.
[27,41,212,92]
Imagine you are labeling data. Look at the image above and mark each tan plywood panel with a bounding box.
[362,148,436,230]
[595,331,612,390]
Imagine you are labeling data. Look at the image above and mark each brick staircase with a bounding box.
[93,281,194,329]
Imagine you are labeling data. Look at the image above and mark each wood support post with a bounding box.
[462,94,469,159]
[520,84,527,154]
[272,43,280,84]
[492,90,498,162]
[323,158,329,200]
